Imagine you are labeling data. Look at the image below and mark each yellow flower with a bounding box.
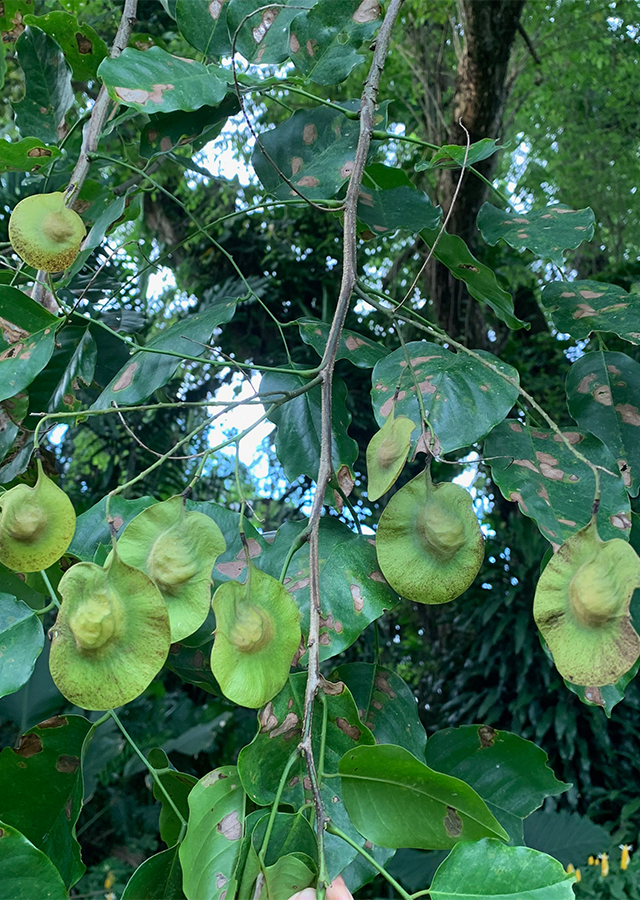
[575,868,581,882]
[104,871,115,890]
[601,852,609,877]
[620,844,632,870]
[588,855,597,866]
[566,864,575,874]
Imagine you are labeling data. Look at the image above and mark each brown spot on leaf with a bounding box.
[26,146,52,158]
[113,362,138,391]
[341,161,355,179]
[252,8,277,44]
[537,485,550,505]
[302,124,317,144]
[290,31,300,53]
[75,32,92,54]
[217,874,228,889]
[615,404,640,426]
[593,385,613,406]
[217,810,242,841]
[336,717,361,741]
[370,570,386,583]
[38,716,68,729]
[478,725,496,748]
[556,431,582,444]
[15,733,42,757]
[610,513,631,531]
[375,674,396,698]
[270,712,301,740]
[573,303,596,318]
[297,175,320,188]
[56,754,80,774]
[418,377,436,394]
[303,776,312,790]
[617,460,632,487]
[512,458,538,473]
[353,0,380,23]
[319,633,331,645]
[337,465,354,497]
[291,156,303,176]
[65,797,72,820]
[160,137,172,152]
[509,491,528,513]
[209,0,224,19]
[351,584,364,612]
[289,775,300,787]
[579,289,604,300]
[557,518,577,526]
[305,38,317,56]
[509,422,523,432]
[443,806,463,837]
[457,263,479,273]
[584,686,604,706]
[0,317,29,344]
[379,397,394,418]
[345,335,366,351]
[321,677,345,696]
[576,373,596,393]
[372,699,383,710]
[259,702,278,732]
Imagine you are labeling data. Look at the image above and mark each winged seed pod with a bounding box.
[115,496,226,641]
[211,563,301,708]
[366,410,416,501]
[0,461,76,572]
[49,550,171,710]
[376,467,484,604]
[534,519,640,686]
[8,192,86,272]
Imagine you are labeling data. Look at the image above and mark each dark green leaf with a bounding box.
[147,749,197,848]
[339,744,509,849]
[263,853,315,898]
[0,594,44,699]
[523,809,610,867]
[165,638,220,696]
[98,47,228,114]
[298,317,387,368]
[485,420,631,544]
[250,811,317,867]
[0,822,68,900]
[564,657,640,718]
[121,845,185,900]
[23,11,107,80]
[176,0,231,57]
[0,563,45,609]
[188,499,267,585]
[359,185,441,236]
[416,138,509,171]
[566,350,640,497]
[477,202,595,267]
[542,280,640,345]
[425,725,570,845]
[0,715,92,887]
[420,229,526,330]
[331,663,427,759]
[371,340,519,455]
[289,0,381,85]
[0,138,61,173]
[429,839,575,899]
[0,394,26,465]
[0,1,33,42]
[27,326,96,417]
[92,298,239,409]
[227,0,315,66]
[14,26,74,142]
[0,287,59,403]
[68,496,157,562]
[140,95,240,158]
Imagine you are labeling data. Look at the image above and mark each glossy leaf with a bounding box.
[0,822,68,900]
[485,420,631,544]
[358,185,441,236]
[93,298,238,409]
[542,279,640,344]
[0,138,61,173]
[227,0,315,66]
[140,95,239,158]
[121,845,185,900]
[298,317,388,369]
[0,714,92,887]
[260,370,358,486]
[68,496,157,562]
[14,26,74,143]
[566,350,640,497]
[416,138,509,171]
[148,748,197,848]
[477,202,595,267]
[425,725,570,844]
[0,593,44,699]
[98,47,228,114]
[420,228,525,330]
[339,744,509,849]
[371,340,519,455]
[429,839,575,899]
[176,0,231,56]
[0,287,59,403]
[331,663,427,759]
[289,0,381,85]
[23,11,107,79]
[179,766,246,900]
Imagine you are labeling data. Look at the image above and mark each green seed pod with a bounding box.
[0,461,76,572]
[376,468,484,605]
[534,518,640,686]
[115,496,226,642]
[366,411,416,501]
[211,564,301,708]
[8,192,86,273]
[49,551,171,710]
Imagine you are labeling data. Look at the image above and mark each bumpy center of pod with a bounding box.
[42,211,76,245]
[228,600,273,653]
[569,554,622,628]
[2,497,48,543]
[147,530,199,594]
[377,432,401,469]
[418,497,466,562]
[69,589,121,650]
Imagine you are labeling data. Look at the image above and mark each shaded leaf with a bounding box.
[542,280,640,345]
[564,656,640,718]
[0,822,68,900]
[27,326,96,417]
[416,138,509,171]
[121,845,185,900]
[23,11,107,80]
[148,748,197,848]
[523,809,610,867]
[0,138,61,173]
[0,287,59,403]
[165,635,220,697]
[477,202,595,267]
[359,185,441,236]
[176,0,231,57]
[298,317,388,368]
[485,420,631,544]
[250,811,317,867]
[227,0,315,66]
[68,495,157,562]
[188,499,267,586]
[0,1,32,43]
[14,26,74,143]
[0,593,44,699]
[141,95,240,158]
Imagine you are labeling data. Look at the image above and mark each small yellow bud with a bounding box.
[588,855,596,866]
[575,868,581,882]
[601,852,609,877]
[620,844,631,870]
[566,864,574,874]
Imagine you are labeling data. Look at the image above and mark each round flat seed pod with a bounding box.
[49,552,170,710]
[211,564,301,708]
[9,192,86,272]
[0,461,76,573]
[534,518,640,686]
[366,411,416,501]
[116,496,225,642]
[376,468,484,605]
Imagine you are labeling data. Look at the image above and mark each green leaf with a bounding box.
[420,229,526,330]
[371,340,519,455]
[541,280,640,345]
[0,394,26,465]
[298,317,388,368]
[0,138,61,173]
[331,663,427,759]
[485,420,631,544]
[23,11,107,80]
[477,202,595,267]
[340,744,509,850]
[359,185,441,236]
[260,370,358,486]
[140,95,240,158]
[0,287,59,403]
[523,809,610,868]
[0,822,68,900]
[263,853,316,898]
[26,326,96,417]
[14,26,74,143]
[564,656,640,718]
[0,1,32,42]
[289,0,381,85]
[250,811,317,867]
[0,715,92,887]
[428,839,575,899]
[189,499,268,585]
[0,594,44,699]
[179,766,246,900]
[98,46,228,114]
[92,298,239,409]
[416,138,509,171]
[165,636,220,696]
[566,350,640,497]
[227,0,315,66]
[147,749,197,848]
[121,845,185,900]
[68,496,157,562]
[176,0,231,57]
[425,726,570,845]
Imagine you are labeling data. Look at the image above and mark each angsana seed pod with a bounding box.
[9,192,86,273]
[366,411,416,501]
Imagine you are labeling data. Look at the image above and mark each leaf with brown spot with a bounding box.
[298,316,388,369]
[479,202,595,266]
[542,279,640,345]
[23,10,107,79]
